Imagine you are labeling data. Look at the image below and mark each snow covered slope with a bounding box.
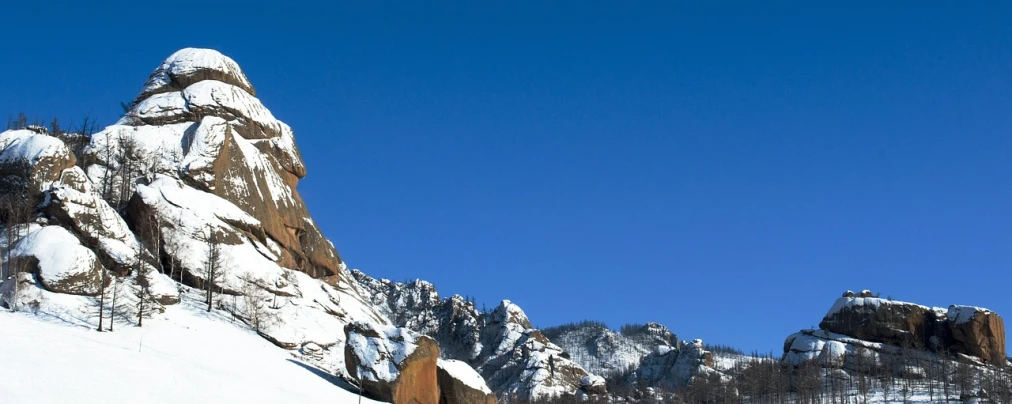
[0,295,383,404]
[542,321,675,377]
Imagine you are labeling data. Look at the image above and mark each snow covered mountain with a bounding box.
[0,48,591,404]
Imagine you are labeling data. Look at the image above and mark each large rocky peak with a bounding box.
[0,48,395,397]
[85,48,342,280]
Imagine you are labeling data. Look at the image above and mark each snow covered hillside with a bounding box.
[0,48,584,403]
[0,293,383,404]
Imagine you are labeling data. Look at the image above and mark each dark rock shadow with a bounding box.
[285,359,364,395]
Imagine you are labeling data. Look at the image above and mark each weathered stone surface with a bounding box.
[12,226,105,296]
[789,293,1008,367]
[45,181,156,276]
[947,306,1006,365]
[344,322,440,404]
[437,359,496,404]
[819,296,934,348]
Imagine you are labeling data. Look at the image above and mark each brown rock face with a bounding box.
[948,306,1006,365]
[94,48,345,281]
[344,323,441,404]
[819,297,934,348]
[818,294,1007,366]
[392,337,440,404]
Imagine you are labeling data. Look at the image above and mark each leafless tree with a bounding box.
[136,283,150,327]
[794,360,823,404]
[198,225,226,312]
[238,273,278,334]
[108,275,121,331]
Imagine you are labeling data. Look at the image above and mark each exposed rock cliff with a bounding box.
[786,291,1007,369]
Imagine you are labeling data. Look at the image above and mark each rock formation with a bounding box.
[436,359,497,404]
[947,305,1007,365]
[83,48,344,280]
[345,322,440,404]
[579,375,607,395]
[785,291,1007,367]
[10,225,105,296]
[0,129,77,199]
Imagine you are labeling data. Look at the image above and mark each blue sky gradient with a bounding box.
[3,1,1011,353]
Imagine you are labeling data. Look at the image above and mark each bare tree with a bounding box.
[96,268,108,331]
[136,283,150,327]
[199,225,226,312]
[238,273,278,333]
[115,134,139,214]
[108,276,120,331]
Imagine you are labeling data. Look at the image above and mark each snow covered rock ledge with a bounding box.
[437,359,496,404]
[579,375,607,395]
[11,225,105,296]
[344,322,440,404]
[0,129,77,198]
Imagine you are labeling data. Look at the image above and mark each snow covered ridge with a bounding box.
[542,321,678,377]
[352,270,595,401]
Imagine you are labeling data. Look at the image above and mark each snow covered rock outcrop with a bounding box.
[437,359,497,404]
[579,375,607,395]
[0,129,76,198]
[784,291,1007,368]
[46,177,158,276]
[542,320,739,395]
[10,225,104,296]
[353,270,591,400]
[345,322,441,404]
[626,338,721,390]
[83,47,344,280]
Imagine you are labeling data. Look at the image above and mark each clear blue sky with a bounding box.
[4,1,1011,354]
